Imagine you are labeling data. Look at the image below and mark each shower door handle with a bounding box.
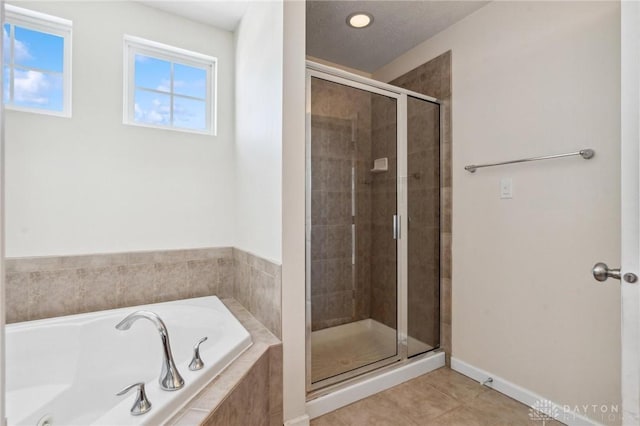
[393,215,400,240]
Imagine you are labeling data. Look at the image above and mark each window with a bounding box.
[123,36,217,135]
[3,5,72,117]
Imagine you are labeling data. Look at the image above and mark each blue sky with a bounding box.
[3,23,64,111]
[134,54,207,130]
[2,25,208,129]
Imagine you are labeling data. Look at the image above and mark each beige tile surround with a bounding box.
[169,299,283,426]
[5,247,282,339]
[233,249,282,339]
[5,250,283,425]
[5,248,233,323]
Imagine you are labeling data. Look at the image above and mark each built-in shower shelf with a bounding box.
[371,157,388,173]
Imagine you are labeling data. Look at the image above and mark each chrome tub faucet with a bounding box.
[115,310,185,391]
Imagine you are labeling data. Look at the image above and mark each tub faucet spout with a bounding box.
[116,310,185,391]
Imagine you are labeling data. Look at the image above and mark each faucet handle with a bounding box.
[116,382,152,416]
[189,336,208,371]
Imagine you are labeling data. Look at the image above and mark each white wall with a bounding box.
[282,1,308,423]
[234,1,283,263]
[375,2,621,422]
[5,1,235,257]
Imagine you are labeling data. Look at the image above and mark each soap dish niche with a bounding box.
[371,158,388,173]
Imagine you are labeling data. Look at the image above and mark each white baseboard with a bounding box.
[451,357,602,426]
[306,351,445,419]
[284,414,310,426]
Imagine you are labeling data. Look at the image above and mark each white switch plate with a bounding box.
[500,178,513,199]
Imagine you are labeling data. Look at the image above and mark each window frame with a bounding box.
[123,35,217,136]
[3,4,73,118]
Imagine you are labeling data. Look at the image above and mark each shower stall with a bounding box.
[306,62,442,392]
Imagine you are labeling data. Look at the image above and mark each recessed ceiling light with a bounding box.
[346,12,373,29]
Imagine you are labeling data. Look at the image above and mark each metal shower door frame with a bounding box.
[305,61,440,393]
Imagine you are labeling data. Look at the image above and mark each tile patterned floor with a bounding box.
[310,367,565,425]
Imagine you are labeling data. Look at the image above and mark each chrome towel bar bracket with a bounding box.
[465,149,595,173]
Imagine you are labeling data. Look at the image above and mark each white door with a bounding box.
[619,2,640,424]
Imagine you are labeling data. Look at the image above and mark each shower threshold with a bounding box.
[311,319,433,384]
[306,343,445,419]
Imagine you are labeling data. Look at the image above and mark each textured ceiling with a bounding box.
[307,1,489,73]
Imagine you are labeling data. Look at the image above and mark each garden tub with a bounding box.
[6,296,252,426]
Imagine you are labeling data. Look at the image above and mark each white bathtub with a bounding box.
[6,296,252,426]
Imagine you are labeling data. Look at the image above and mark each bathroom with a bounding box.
[0,0,631,425]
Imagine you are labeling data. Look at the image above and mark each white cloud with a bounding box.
[174,102,196,120]
[155,80,188,93]
[15,37,31,63]
[14,69,53,105]
[156,79,171,92]
[134,86,205,128]
[173,99,205,129]
[3,27,33,63]
[135,55,150,64]
[154,79,205,98]
[134,97,170,125]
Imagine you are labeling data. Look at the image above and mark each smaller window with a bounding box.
[123,35,217,135]
[3,5,72,117]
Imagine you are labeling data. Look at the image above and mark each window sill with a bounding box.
[122,119,216,136]
[5,104,71,118]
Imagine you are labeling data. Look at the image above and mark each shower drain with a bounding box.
[37,414,54,426]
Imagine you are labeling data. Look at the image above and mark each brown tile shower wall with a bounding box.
[390,51,452,359]
[310,77,373,330]
[310,73,442,340]
[5,247,282,339]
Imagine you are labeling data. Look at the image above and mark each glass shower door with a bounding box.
[307,75,399,388]
[407,96,441,357]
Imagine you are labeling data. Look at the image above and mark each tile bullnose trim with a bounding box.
[6,247,235,272]
[232,247,282,268]
[450,357,603,426]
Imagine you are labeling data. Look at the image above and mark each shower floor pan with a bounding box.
[311,318,433,383]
